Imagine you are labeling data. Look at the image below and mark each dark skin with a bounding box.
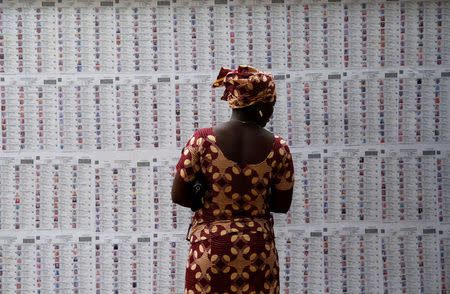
[171,101,293,213]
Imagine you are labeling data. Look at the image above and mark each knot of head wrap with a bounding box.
[212,65,277,109]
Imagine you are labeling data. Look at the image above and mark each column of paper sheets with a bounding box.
[0,0,449,293]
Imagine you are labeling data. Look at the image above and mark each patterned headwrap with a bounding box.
[212,65,277,109]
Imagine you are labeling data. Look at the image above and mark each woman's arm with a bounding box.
[172,129,203,208]
[171,173,192,208]
[268,185,293,213]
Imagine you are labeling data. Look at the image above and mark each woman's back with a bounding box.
[213,121,274,165]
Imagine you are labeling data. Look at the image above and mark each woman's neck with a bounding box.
[230,109,261,126]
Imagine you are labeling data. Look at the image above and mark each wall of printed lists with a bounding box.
[0,0,449,292]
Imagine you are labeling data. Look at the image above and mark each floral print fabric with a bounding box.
[212,65,277,109]
[176,127,294,294]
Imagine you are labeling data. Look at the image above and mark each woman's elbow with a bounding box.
[271,205,290,214]
[270,188,293,213]
[171,187,184,206]
[171,191,184,206]
[171,191,178,204]
[171,182,191,208]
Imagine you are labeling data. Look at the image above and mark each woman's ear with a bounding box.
[254,103,271,127]
[261,102,274,121]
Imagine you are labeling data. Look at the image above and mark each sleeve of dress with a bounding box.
[273,140,295,191]
[176,130,203,182]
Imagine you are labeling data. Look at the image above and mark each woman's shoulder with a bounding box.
[193,127,214,138]
[273,134,289,148]
[188,127,216,149]
[272,135,291,157]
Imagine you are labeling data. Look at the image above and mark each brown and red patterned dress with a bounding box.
[176,127,294,294]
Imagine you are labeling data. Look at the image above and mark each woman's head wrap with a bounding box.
[212,65,277,109]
